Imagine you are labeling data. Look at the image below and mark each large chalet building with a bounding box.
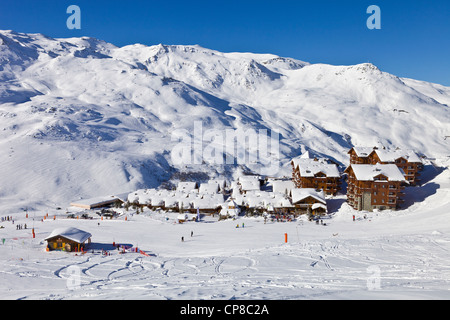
[348,147,423,185]
[291,155,341,196]
[345,163,407,211]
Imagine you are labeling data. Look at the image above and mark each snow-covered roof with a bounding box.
[70,194,125,209]
[350,147,376,158]
[238,178,261,191]
[177,181,198,192]
[350,163,407,182]
[128,189,156,204]
[350,147,422,163]
[312,203,327,211]
[191,194,224,209]
[234,190,293,208]
[45,227,92,244]
[292,158,340,178]
[375,149,422,163]
[199,182,220,194]
[208,179,227,189]
[163,194,179,208]
[291,188,326,204]
[238,175,262,182]
[272,180,295,194]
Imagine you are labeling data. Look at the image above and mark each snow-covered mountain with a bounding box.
[0,30,449,211]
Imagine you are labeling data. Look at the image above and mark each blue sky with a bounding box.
[1,0,449,85]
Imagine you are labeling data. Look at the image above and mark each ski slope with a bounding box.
[0,160,449,300]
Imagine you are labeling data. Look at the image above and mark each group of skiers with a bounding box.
[1,216,14,223]
[16,223,27,230]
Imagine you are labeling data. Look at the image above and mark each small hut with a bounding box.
[45,227,92,252]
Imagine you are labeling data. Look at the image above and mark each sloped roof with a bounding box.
[349,147,376,157]
[199,182,220,194]
[239,179,261,191]
[293,159,340,178]
[45,227,92,244]
[70,194,126,209]
[291,188,326,204]
[349,147,422,163]
[177,181,198,192]
[272,180,295,194]
[350,163,407,182]
[374,149,422,163]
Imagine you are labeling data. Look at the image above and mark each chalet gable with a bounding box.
[373,173,388,181]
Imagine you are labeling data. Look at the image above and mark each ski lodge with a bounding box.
[345,163,407,211]
[291,156,341,196]
[291,188,328,216]
[348,147,423,185]
[70,194,126,210]
[45,227,92,252]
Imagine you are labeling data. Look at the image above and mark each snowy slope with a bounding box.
[0,30,449,212]
[0,161,449,300]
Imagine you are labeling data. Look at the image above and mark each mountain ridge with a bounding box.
[0,30,449,212]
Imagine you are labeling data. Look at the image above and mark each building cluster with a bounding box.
[70,146,424,221]
[124,170,329,219]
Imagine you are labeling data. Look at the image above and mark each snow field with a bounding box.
[1,185,449,300]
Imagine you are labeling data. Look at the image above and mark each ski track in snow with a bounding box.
[1,231,449,300]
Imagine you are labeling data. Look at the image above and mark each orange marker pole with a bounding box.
[285,233,288,243]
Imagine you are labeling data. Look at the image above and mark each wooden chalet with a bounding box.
[45,227,92,252]
[291,157,341,196]
[291,188,327,216]
[345,163,407,212]
[348,147,423,185]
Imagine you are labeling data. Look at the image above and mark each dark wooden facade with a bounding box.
[345,166,405,211]
[291,161,341,196]
[348,147,422,186]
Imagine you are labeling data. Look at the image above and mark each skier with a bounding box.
[190,231,193,237]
